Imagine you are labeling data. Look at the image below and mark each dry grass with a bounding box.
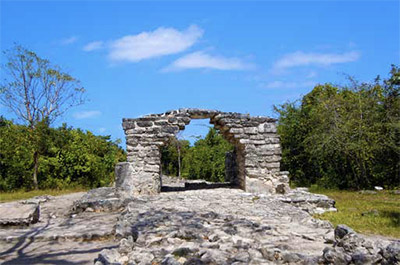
[0,187,88,203]
[311,188,400,238]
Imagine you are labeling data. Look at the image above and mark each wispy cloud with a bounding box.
[306,71,318,79]
[73,110,101,119]
[273,51,360,70]
[164,51,253,71]
[83,41,104,51]
[264,80,317,89]
[60,36,78,45]
[108,25,203,62]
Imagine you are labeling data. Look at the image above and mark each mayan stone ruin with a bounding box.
[119,108,290,196]
[1,108,399,265]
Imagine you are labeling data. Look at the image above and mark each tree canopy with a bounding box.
[275,65,400,189]
[0,45,86,189]
[0,117,126,191]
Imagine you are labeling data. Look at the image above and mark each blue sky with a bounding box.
[1,1,399,144]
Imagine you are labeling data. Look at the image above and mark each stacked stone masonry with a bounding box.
[121,108,289,196]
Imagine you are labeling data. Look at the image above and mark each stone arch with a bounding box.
[119,108,289,196]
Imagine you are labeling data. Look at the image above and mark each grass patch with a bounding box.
[310,187,400,238]
[0,187,88,203]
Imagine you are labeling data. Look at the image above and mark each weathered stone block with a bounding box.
[0,202,40,226]
[136,121,153,127]
[115,162,135,196]
[243,127,258,134]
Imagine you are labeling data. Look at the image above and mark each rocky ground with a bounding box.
[96,188,399,265]
[0,192,119,264]
[0,185,398,265]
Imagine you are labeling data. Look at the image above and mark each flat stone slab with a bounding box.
[0,192,118,243]
[275,188,337,214]
[0,202,40,226]
[0,192,119,265]
[71,187,127,214]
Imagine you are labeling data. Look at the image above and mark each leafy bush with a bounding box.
[0,119,126,191]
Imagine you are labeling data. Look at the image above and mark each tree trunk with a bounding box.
[177,144,181,178]
[33,150,39,190]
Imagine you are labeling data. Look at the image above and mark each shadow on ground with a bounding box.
[0,220,117,265]
[381,210,400,227]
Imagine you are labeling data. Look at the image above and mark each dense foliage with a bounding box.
[161,127,234,182]
[1,45,85,189]
[0,118,126,191]
[275,66,400,189]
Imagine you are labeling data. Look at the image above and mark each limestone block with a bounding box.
[0,202,40,226]
[246,177,275,194]
[243,127,258,134]
[115,162,135,196]
[266,162,280,169]
[239,139,251,144]
[154,120,169,126]
[229,128,244,134]
[262,123,277,133]
[249,134,265,140]
[144,164,160,173]
[136,121,153,127]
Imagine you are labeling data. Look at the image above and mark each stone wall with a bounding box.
[120,108,289,196]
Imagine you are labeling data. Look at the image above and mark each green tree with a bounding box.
[0,117,126,191]
[161,127,234,182]
[161,138,190,177]
[0,45,85,189]
[182,128,234,182]
[275,65,400,189]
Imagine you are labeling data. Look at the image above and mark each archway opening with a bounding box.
[160,119,238,191]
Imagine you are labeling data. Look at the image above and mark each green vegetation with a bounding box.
[0,117,126,191]
[275,65,399,190]
[1,45,86,189]
[0,187,88,203]
[161,127,234,182]
[311,187,400,238]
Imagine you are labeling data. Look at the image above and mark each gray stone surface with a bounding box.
[0,190,398,265]
[92,188,398,265]
[93,188,396,265]
[318,226,400,265]
[71,187,128,214]
[276,187,337,215]
[0,192,118,243]
[0,192,118,265]
[122,108,289,195]
[0,202,40,226]
[115,162,136,197]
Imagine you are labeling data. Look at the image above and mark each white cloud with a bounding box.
[306,71,317,79]
[98,127,106,133]
[60,36,78,45]
[83,41,104,52]
[273,51,360,70]
[73,110,101,119]
[164,51,253,71]
[108,25,203,62]
[264,80,316,89]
